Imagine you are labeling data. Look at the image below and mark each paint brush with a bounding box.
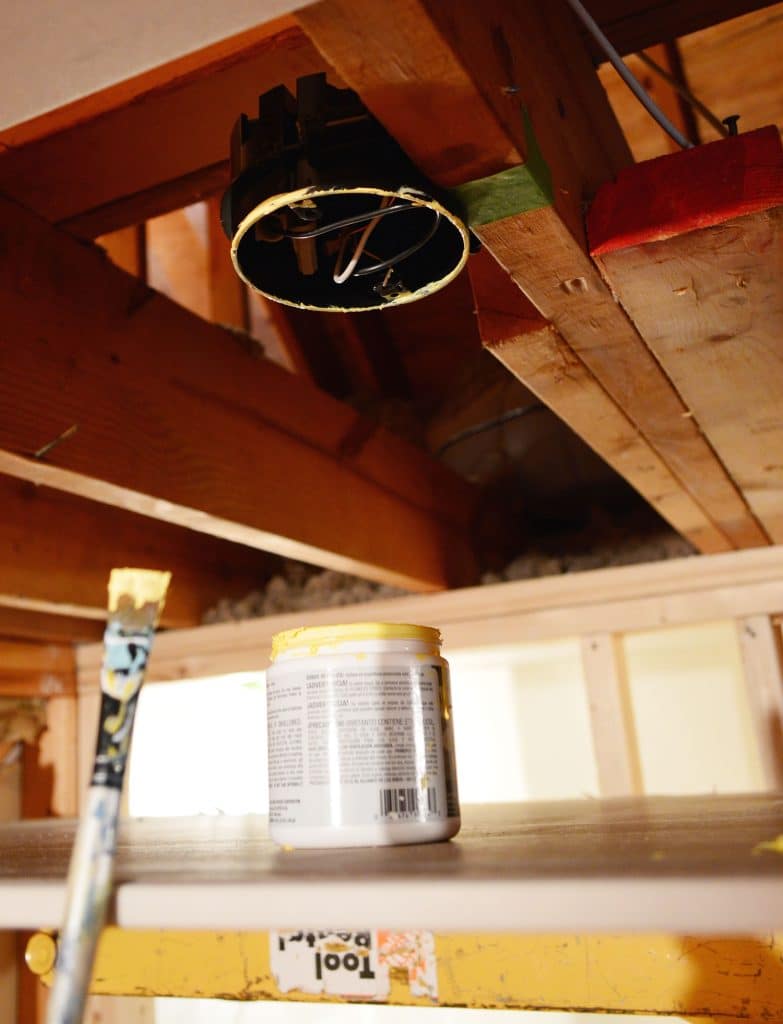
[46,568,171,1024]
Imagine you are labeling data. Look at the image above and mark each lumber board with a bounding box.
[0,608,102,646]
[206,197,248,331]
[591,129,783,542]
[0,24,328,236]
[74,546,783,687]
[470,249,732,552]
[66,928,783,1019]
[297,0,767,552]
[737,615,783,789]
[581,633,643,796]
[1,796,783,933]
[0,642,76,699]
[583,0,779,60]
[96,225,146,280]
[0,477,277,630]
[590,128,783,254]
[146,206,211,320]
[0,196,477,592]
[478,210,769,548]
[298,0,630,240]
[678,5,783,146]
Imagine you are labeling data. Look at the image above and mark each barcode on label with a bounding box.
[379,787,437,818]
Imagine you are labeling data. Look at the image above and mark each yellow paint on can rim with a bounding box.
[270,622,441,660]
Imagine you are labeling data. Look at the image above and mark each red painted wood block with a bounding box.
[588,126,783,255]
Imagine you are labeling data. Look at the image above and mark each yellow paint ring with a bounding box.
[271,622,441,660]
[230,185,469,313]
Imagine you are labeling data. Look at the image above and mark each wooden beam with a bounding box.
[96,225,147,280]
[74,545,783,688]
[475,213,769,551]
[470,250,731,552]
[0,196,477,591]
[206,197,248,330]
[298,0,630,238]
[0,23,329,237]
[0,476,278,629]
[581,633,644,796]
[0,642,76,699]
[146,206,210,320]
[581,0,779,60]
[0,608,102,646]
[590,128,783,542]
[599,44,701,164]
[737,615,783,790]
[677,5,783,144]
[296,0,767,553]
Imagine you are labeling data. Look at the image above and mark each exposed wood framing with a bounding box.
[34,927,783,1018]
[470,249,731,551]
[600,43,701,164]
[0,608,102,646]
[0,23,329,237]
[581,0,778,59]
[75,546,783,687]
[96,225,147,280]
[0,477,277,629]
[296,0,767,553]
[146,206,211,320]
[677,5,783,145]
[0,642,76,700]
[0,196,477,591]
[206,196,248,330]
[590,128,783,542]
[0,736,20,1022]
[737,615,783,789]
[581,633,644,796]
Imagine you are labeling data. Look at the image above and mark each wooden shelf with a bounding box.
[2,794,782,934]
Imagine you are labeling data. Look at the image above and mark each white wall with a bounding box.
[2,0,306,130]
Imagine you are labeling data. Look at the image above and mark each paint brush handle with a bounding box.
[46,567,170,1024]
[46,786,121,1024]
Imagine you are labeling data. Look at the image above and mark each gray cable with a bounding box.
[564,0,694,150]
[635,51,728,138]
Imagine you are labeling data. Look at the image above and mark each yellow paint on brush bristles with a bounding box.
[108,567,171,615]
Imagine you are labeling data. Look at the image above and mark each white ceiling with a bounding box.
[2,0,307,131]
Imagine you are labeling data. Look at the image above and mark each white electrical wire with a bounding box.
[564,0,694,150]
[333,198,393,284]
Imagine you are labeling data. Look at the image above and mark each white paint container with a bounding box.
[266,622,460,848]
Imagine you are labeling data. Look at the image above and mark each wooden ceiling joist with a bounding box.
[582,0,779,60]
[590,127,783,542]
[0,196,477,592]
[0,22,329,238]
[297,0,767,552]
[0,641,76,699]
[0,477,278,629]
[469,250,732,552]
[0,608,103,646]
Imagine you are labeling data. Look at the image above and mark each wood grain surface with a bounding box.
[1,796,782,933]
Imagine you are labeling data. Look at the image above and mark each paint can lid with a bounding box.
[271,622,441,660]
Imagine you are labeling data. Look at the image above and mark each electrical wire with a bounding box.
[281,202,420,241]
[333,198,392,284]
[634,50,729,138]
[564,0,694,149]
[436,402,545,457]
[354,210,440,277]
